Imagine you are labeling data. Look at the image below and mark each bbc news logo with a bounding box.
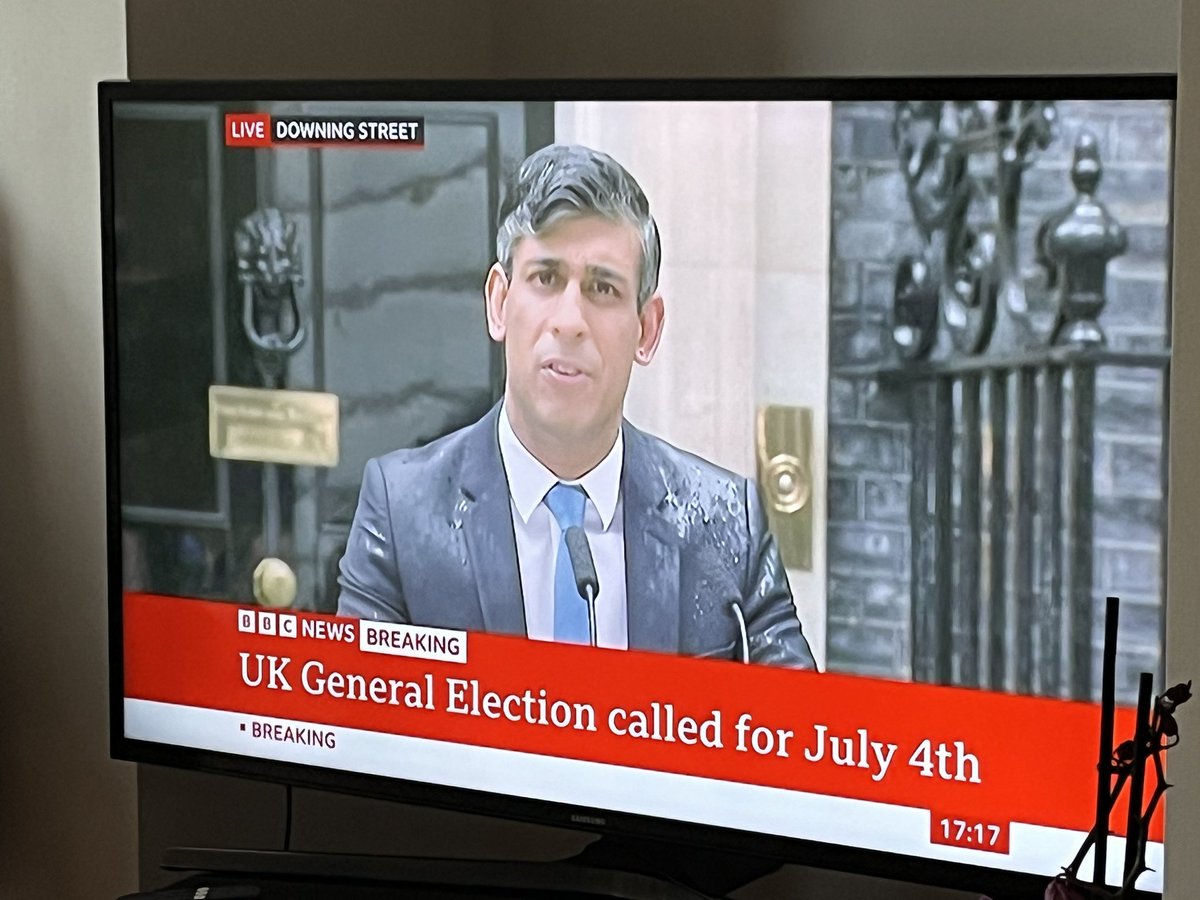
[238,608,298,639]
[225,113,425,149]
[235,608,465,663]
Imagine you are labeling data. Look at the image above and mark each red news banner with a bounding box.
[124,593,1162,853]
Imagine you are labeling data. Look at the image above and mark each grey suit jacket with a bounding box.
[337,404,816,668]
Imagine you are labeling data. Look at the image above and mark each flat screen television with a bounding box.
[101,77,1176,899]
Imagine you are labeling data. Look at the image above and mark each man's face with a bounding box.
[485,214,664,452]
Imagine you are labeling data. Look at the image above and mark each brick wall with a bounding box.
[826,99,1172,701]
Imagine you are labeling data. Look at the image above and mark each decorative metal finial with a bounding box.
[1041,130,1128,347]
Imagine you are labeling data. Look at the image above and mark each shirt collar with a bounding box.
[497,403,623,531]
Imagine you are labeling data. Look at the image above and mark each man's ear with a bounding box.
[634,293,665,366]
[484,263,509,341]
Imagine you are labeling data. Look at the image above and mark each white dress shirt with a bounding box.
[497,405,628,649]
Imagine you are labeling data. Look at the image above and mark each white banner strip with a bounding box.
[124,698,1162,891]
[358,621,467,663]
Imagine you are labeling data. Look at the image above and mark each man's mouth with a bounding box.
[543,359,585,378]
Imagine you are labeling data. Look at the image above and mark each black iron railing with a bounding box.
[846,100,1171,701]
[845,350,1170,699]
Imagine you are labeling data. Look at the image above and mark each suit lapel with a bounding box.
[459,404,527,636]
[621,422,681,654]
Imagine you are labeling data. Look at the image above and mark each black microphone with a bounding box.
[564,525,600,646]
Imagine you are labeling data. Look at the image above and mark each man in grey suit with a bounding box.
[337,144,815,669]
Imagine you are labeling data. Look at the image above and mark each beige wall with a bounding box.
[554,100,832,666]
[0,1,1182,898]
[0,2,132,899]
[124,0,1179,80]
[1165,0,1200,896]
[755,101,833,671]
[555,101,763,478]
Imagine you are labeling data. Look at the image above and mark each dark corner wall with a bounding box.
[125,1,1178,81]
[0,2,130,899]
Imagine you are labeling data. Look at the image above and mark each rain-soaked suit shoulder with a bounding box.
[337,404,816,669]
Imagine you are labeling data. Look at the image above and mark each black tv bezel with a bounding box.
[101,75,1175,900]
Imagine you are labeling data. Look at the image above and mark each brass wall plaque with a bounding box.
[209,385,339,467]
[755,405,814,571]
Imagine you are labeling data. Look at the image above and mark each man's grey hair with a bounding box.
[495,144,661,310]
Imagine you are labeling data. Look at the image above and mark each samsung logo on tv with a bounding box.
[570,814,607,827]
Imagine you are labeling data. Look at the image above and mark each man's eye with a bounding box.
[535,270,557,286]
[592,281,618,297]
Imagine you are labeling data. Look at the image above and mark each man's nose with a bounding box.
[547,280,588,337]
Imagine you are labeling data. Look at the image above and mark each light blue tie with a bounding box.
[544,483,589,644]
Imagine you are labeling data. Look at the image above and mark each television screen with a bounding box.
[103,79,1175,896]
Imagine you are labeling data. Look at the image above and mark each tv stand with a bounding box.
[570,834,781,896]
[152,837,782,899]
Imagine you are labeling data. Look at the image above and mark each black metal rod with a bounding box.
[959,375,983,686]
[1157,366,1170,691]
[1068,364,1097,700]
[1123,672,1154,880]
[1014,368,1037,694]
[861,346,1169,382]
[934,377,955,684]
[909,384,936,684]
[1039,366,1065,696]
[1093,596,1120,887]
[987,372,1009,691]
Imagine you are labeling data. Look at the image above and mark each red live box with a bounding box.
[225,113,272,147]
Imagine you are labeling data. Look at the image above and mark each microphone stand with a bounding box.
[585,585,598,648]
